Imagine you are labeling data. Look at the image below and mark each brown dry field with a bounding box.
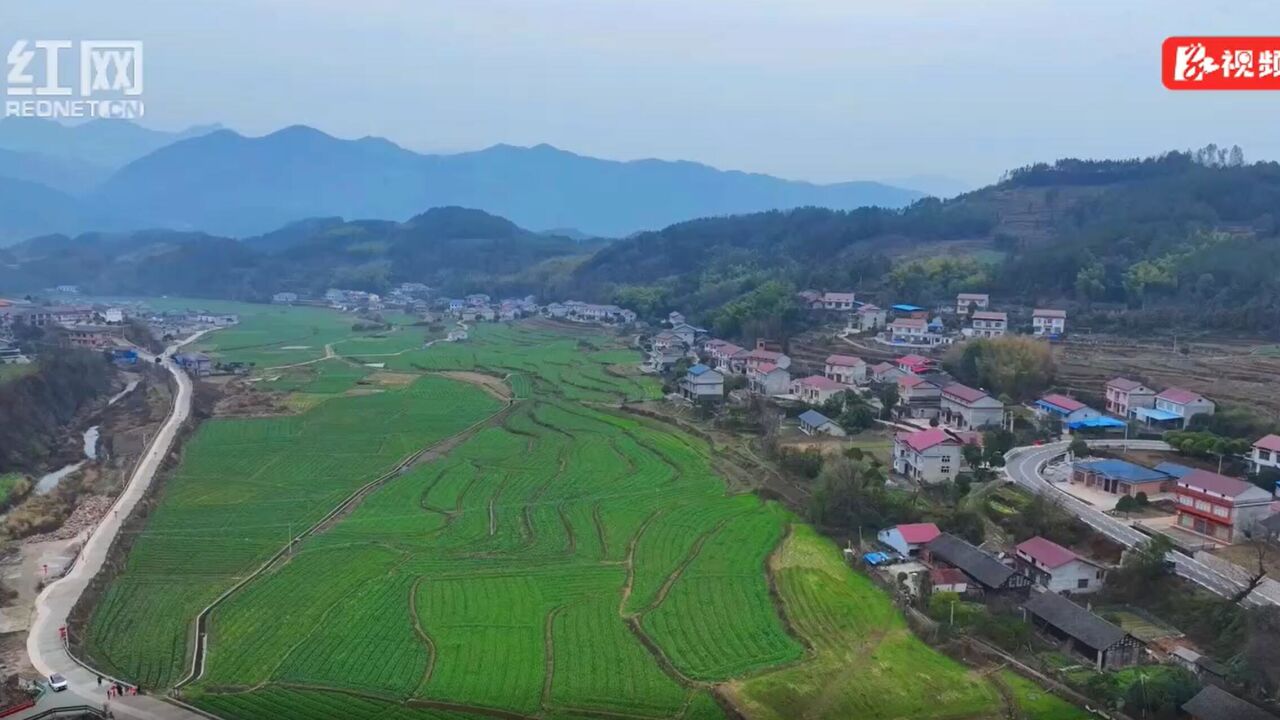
[1054,336,1280,419]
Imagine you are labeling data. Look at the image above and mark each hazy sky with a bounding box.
[6,1,1278,189]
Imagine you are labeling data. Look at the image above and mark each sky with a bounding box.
[5,0,1279,191]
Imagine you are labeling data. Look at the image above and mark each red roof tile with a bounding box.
[896,428,957,452]
[942,383,990,405]
[898,354,930,366]
[825,354,864,367]
[898,375,935,390]
[795,375,846,391]
[1107,377,1147,392]
[1033,308,1067,318]
[896,522,941,544]
[1016,536,1078,569]
[1039,393,1086,413]
[930,567,970,587]
[1179,469,1257,498]
[1255,434,1280,453]
[1157,387,1204,405]
[971,310,1007,321]
[753,362,779,374]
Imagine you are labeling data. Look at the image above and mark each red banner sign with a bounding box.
[1163,37,1280,90]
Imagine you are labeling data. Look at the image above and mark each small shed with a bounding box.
[1021,591,1141,670]
[797,409,845,437]
[1182,685,1275,720]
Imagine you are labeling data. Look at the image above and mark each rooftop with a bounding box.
[1022,591,1128,651]
[1179,469,1260,499]
[942,382,992,405]
[1075,458,1170,484]
[1181,685,1275,720]
[1153,461,1195,479]
[1157,387,1206,405]
[1107,377,1149,392]
[971,310,1007,322]
[796,375,847,391]
[1038,393,1087,413]
[687,363,713,376]
[1015,536,1079,569]
[898,354,930,366]
[891,317,927,329]
[1032,308,1067,318]
[891,303,924,312]
[798,409,834,427]
[930,567,970,586]
[825,354,864,367]
[927,533,1018,589]
[1255,434,1280,453]
[895,522,941,544]
[896,428,959,453]
[957,293,989,301]
[823,292,856,302]
[898,375,936,390]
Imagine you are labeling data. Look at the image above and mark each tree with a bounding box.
[1134,491,1149,506]
[1068,437,1090,458]
[943,336,1055,402]
[1108,535,1174,602]
[1115,495,1138,515]
[1121,667,1199,719]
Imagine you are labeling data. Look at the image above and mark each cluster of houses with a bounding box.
[545,300,637,325]
[0,297,150,352]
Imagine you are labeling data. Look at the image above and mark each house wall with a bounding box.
[877,529,910,556]
[1253,447,1280,474]
[893,442,961,484]
[825,363,867,385]
[1018,556,1105,594]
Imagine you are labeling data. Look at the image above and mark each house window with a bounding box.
[940,466,951,474]
[1262,450,1273,462]
[1077,578,1089,589]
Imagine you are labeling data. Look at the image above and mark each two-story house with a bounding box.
[1135,387,1215,429]
[704,340,748,374]
[743,348,791,373]
[897,375,942,419]
[851,304,886,331]
[1014,536,1106,594]
[824,354,867,385]
[887,317,928,344]
[1104,377,1156,418]
[877,522,940,557]
[821,292,856,311]
[1175,469,1274,543]
[968,310,1008,338]
[1031,309,1067,337]
[955,293,990,315]
[791,375,849,406]
[869,362,905,383]
[896,354,933,375]
[1251,434,1280,476]
[892,428,974,484]
[1034,394,1100,429]
[939,383,1004,430]
[679,364,725,403]
[747,363,791,396]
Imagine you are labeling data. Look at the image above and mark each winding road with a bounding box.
[23,335,208,720]
[1005,439,1280,607]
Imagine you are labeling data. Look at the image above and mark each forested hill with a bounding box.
[5,148,1280,338]
[573,148,1280,337]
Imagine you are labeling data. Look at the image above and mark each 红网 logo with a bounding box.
[5,39,144,118]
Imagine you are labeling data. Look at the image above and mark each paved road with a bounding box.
[22,336,209,720]
[1005,440,1278,607]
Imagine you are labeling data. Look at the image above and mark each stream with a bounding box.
[32,379,140,496]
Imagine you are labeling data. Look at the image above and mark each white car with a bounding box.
[48,673,67,692]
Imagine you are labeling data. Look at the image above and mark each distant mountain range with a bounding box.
[0,120,925,244]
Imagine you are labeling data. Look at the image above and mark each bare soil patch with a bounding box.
[367,371,418,387]
[436,371,513,402]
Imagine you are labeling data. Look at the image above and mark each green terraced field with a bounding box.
[84,311,1076,720]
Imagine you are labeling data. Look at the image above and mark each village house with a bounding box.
[747,363,791,396]
[446,329,468,342]
[850,304,886,332]
[272,292,299,304]
[704,340,748,374]
[679,364,724,403]
[869,361,905,383]
[791,375,849,406]
[669,322,700,346]
[1251,434,1280,476]
[196,313,239,327]
[1014,536,1106,594]
[939,383,1004,430]
[173,352,213,376]
[1175,469,1273,543]
[1104,377,1156,418]
[924,533,1032,597]
[65,324,124,349]
[466,293,490,306]
[1021,591,1140,670]
[448,299,466,313]
[968,310,1007,338]
[893,428,974,484]
[1034,394,1101,428]
[886,317,948,346]
[929,567,970,594]
[955,293,990,315]
[1031,308,1067,337]
[1071,458,1173,497]
[896,354,933,375]
[544,302,568,318]
[824,354,867,385]
[797,409,845,437]
[743,348,791,372]
[1132,387,1215,429]
[797,290,823,309]
[1182,685,1275,720]
[897,375,942,419]
[0,343,29,365]
[102,308,126,324]
[668,311,685,326]
[821,291,856,311]
[877,522,940,557]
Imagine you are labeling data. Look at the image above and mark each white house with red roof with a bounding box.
[747,362,791,396]
[940,383,1004,430]
[870,361,905,383]
[1014,536,1106,594]
[1032,308,1067,337]
[791,375,849,405]
[877,522,941,557]
[892,428,976,484]
[850,304,887,331]
[897,374,942,419]
[967,310,1008,338]
[821,291,856,311]
[705,340,748,374]
[1251,434,1280,476]
[896,354,933,375]
[1136,387,1215,429]
[1175,469,1273,543]
[1034,394,1101,426]
[1105,377,1156,418]
[824,354,867,385]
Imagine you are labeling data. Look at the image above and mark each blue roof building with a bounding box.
[798,409,845,437]
[1072,458,1173,496]
[892,304,924,312]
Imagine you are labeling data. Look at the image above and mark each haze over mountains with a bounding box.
[0,119,927,244]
